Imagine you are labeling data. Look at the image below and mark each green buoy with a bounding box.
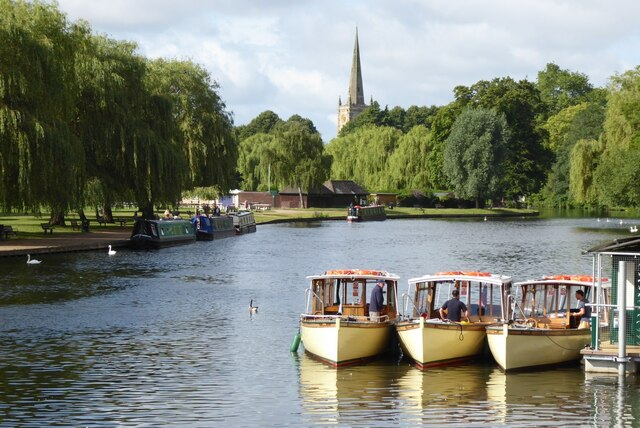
[290,332,301,352]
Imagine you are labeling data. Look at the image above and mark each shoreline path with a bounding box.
[0,230,131,257]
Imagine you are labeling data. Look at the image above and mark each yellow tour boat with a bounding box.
[299,269,400,367]
[396,271,512,369]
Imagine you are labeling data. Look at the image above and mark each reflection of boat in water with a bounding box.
[130,219,196,249]
[486,367,587,424]
[299,269,400,366]
[396,271,512,368]
[396,363,490,411]
[486,275,610,371]
[298,354,401,422]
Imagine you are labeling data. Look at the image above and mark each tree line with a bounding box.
[4,0,640,219]
[0,0,236,221]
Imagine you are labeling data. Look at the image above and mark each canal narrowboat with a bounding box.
[299,269,400,367]
[130,219,196,249]
[396,271,512,369]
[346,205,386,222]
[486,275,610,371]
[191,214,235,240]
[229,211,256,234]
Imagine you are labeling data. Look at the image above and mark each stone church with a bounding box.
[337,29,367,133]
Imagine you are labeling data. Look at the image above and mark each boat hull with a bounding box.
[486,325,590,371]
[195,228,236,241]
[300,318,393,366]
[396,319,487,368]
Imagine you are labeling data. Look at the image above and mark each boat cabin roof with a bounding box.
[408,271,512,287]
[515,275,611,288]
[306,269,399,282]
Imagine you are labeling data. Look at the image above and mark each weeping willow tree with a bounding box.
[267,122,331,208]
[326,125,402,191]
[237,133,277,190]
[591,67,640,207]
[569,139,601,205]
[146,59,237,195]
[386,125,435,191]
[0,0,83,218]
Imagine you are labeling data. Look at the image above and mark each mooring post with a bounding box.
[618,261,627,376]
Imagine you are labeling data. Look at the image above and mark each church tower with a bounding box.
[337,28,367,134]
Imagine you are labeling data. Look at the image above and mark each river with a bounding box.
[0,215,638,426]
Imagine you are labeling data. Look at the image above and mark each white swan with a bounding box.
[483,216,487,221]
[630,226,638,233]
[26,254,41,264]
[249,299,258,313]
[107,245,117,256]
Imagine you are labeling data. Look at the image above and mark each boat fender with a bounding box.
[290,332,301,353]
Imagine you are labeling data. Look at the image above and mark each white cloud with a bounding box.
[53,0,640,141]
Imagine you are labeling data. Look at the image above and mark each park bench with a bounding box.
[2,225,17,239]
[70,220,80,231]
[41,223,54,234]
[96,216,106,226]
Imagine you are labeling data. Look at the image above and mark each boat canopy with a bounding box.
[408,272,512,287]
[306,269,399,282]
[515,276,611,288]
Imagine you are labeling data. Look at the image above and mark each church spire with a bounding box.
[348,27,365,106]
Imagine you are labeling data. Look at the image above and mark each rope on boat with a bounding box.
[542,333,587,351]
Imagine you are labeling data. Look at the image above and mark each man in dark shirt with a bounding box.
[369,280,385,322]
[572,289,592,329]
[439,289,469,322]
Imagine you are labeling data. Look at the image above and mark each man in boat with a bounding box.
[369,280,385,322]
[571,289,592,329]
[439,289,469,322]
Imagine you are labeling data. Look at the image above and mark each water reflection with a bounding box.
[298,355,404,426]
[397,364,491,425]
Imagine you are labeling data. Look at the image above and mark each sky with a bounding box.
[53,0,640,142]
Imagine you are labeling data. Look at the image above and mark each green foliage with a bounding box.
[147,59,237,193]
[570,139,601,205]
[338,102,439,136]
[454,77,551,199]
[326,125,402,191]
[536,63,594,116]
[387,125,435,190]
[236,110,284,141]
[443,108,509,207]
[237,133,276,190]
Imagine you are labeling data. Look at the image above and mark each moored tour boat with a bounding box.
[130,218,196,249]
[229,211,256,234]
[346,205,386,222]
[191,214,235,240]
[396,271,512,369]
[486,275,610,371]
[299,269,400,367]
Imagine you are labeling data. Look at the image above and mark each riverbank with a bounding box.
[0,207,537,257]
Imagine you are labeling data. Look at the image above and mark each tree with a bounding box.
[536,63,594,116]
[327,125,402,191]
[387,126,435,191]
[237,133,276,190]
[454,77,551,200]
[0,0,83,217]
[236,110,283,141]
[443,108,509,207]
[268,122,331,207]
[147,59,237,193]
[570,139,601,205]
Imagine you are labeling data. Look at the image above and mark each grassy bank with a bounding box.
[0,207,537,238]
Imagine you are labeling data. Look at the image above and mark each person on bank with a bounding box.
[572,289,592,329]
[440,288,469,322]
[369,280,385,322]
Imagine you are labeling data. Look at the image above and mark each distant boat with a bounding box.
[130,219,196,249]
[191,214,236,240]
[229,211,257,234]
[347,205,386,222]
